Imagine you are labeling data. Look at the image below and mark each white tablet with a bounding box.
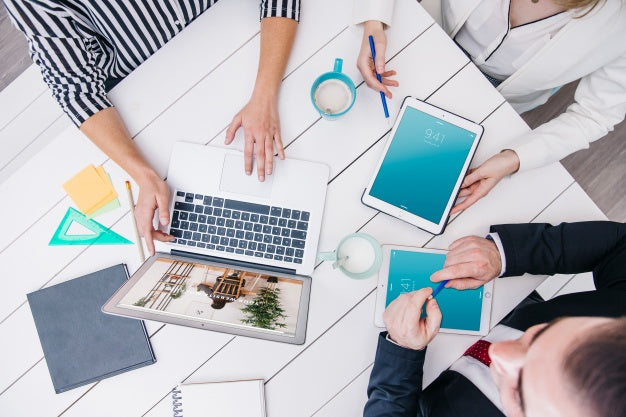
[362,97,483,235]
[374,245,493,336]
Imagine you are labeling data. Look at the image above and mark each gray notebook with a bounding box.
[27,264,156,393]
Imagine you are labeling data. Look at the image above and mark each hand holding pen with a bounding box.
[383,288,442,350]
[356,21,398,99]
[368,35,390,118]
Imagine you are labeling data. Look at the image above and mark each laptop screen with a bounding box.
[116,257,304,337]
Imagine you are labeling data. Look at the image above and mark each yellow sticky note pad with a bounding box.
[85,173,120,217]
[84,167,118,215]
[63,164,118,214]
[86,197,120,218]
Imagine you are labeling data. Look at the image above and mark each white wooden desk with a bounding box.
[0,1,606,415]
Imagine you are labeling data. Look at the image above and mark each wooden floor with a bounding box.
[1,2,623,221]
[521,81,626,222]
[0,4,29,92]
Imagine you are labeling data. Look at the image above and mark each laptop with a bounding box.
[163,142,329,274]
[102,142,329,344]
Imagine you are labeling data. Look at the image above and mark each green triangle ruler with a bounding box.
[49,207,132,246]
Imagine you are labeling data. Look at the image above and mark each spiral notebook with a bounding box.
[172,379,265,417]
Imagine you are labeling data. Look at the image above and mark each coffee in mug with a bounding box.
[317,233,382,279]
[313,79,354,115]
[310,58,357,120]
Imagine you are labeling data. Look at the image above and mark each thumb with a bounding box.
[425,298,442,335]
[461,168,482,188]
[225,113,242,144]
[156,191,170,226]
[430,269,446,283]
[374,38,386,74]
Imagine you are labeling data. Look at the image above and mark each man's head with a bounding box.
[489,316,626,417]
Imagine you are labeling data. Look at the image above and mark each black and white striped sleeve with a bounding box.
[4,0,111,126]
[260,0,301,21]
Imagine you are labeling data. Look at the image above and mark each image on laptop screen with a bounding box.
[117,257,304,337]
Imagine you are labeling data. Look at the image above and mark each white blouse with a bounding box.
[354,0,626,173]
[454,0,572,80]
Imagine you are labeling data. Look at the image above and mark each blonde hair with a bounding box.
[554,0,604,16]
[553,0,602,8]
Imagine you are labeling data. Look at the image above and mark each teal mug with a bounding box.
[310,58,357,120]
[317,233,382,279]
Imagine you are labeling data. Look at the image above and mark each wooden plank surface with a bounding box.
[0,93,64,171]
[0,0,431,252]
[0,0,608,415]
[0,65,49,129]
[0,1,429,414]
[3,1,622,223]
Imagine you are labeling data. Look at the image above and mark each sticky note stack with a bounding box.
[63,164,120,218]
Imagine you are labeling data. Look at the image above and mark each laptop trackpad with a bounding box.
[219,154,274,198]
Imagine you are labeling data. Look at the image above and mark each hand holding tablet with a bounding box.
[362,97,484,235]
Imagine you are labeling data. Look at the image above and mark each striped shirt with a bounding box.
[4,0,301,126]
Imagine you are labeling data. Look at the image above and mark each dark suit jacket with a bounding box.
[364,222,626,417]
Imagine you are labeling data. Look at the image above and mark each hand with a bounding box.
[430,236,502,290]
[225,95,285,181]
[134,171,175,256]
[357,20,398,99]
[450,150,520,215]
[383,288,442,350]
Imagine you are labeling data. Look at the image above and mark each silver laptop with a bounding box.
[102,142,328,345]
[162,142,329,276]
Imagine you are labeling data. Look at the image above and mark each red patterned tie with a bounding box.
[463,339,492,366]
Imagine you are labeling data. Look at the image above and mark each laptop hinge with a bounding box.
[170,249,297,275]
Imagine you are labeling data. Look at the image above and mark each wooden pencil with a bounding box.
[125,180,146,263]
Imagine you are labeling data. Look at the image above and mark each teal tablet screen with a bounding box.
[387,249,484,331]
[369,106,477,224]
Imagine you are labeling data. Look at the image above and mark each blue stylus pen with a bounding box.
[368,35,390,118]
[431,280,448,298]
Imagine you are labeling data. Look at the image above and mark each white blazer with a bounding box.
[353,0,626,172]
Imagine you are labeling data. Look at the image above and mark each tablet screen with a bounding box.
[116,257,304,337]
[369,106,478,224]
[387,249,484,331]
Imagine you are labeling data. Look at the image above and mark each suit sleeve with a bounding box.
[491,221,626,290]
[4,0,111,127]
[364,332,426,417]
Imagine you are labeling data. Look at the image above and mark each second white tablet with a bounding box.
[362,97,483,235]
[374,246,493,336]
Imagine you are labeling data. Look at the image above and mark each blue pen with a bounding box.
[431,280,448,298]
[368,35,390,118]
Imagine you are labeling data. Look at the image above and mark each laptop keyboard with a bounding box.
[169,191,310,265]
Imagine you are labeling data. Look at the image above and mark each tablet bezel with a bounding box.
[374,245,493,336]
[362,97,484,235]
[102,253,311,345]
